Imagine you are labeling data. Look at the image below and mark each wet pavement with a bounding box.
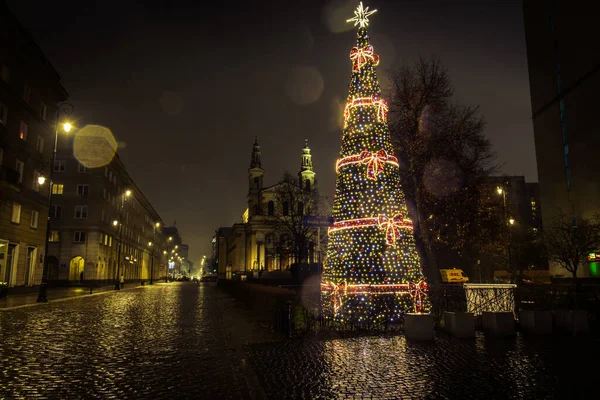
[0,283,276,399]
[1,283,599,399]
[247,332,600,399]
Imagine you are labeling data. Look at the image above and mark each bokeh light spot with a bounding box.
[159,91,184,115]
[285,66,324,105]
[73,125,118,169]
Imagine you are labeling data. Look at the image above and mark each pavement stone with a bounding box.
[0,282,277,399]
[2,282,600,399]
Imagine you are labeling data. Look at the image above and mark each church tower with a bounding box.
[248,137,264,216]
[298,139,316,190]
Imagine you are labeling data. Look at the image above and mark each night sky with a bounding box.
[7,0,537,264]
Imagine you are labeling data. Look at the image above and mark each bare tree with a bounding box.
[545,212,600,280]
[265,172,326,264]
[388,56,497,282]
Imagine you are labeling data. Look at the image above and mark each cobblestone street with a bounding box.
[1,283,599,399]
[0,283,276,399]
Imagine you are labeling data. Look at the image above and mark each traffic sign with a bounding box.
[302,215,334,227]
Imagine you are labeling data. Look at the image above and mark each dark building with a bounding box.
[0,3,68,288]
[47,133,168,284]
[522,0,600,277]
[161,225,189,277]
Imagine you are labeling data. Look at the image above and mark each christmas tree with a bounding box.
[322,2,429,325]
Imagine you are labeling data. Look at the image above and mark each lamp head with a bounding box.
[37,175,46,185]
[63,122,72,133]
[113,220,119,226]
[496,187,503,195]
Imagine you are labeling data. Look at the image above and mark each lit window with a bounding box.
[48,231,60,242]
[52,184,64,194]
[30,210,39,228]
[11,203,21,223]
[33,171,41,192]
[19,121,28,140]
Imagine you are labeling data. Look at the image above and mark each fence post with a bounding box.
[287,300,292,338]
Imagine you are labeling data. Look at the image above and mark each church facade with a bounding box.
[215,139,318,278]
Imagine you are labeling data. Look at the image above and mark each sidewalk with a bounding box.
[0,283,150,310]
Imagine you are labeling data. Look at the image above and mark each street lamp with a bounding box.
[37,103,74,303]
[165,236,173,282]
[114,189,132,290]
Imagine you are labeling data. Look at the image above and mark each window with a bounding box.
[36,136,44,153]
[0,102,7,125]
[54,161,66,172]
[0,64,9,82]
[30,210,39,228]
[52,184,64,194]
[74,206,88,219]
[19,121,28,140]
[78,163,87,173]
[104,234,109,246]
[40,102,47,120]
[108,236,113,247]
[23,84,31,103]
[283,201,289,216]
[268,201,274,216]
[103,188,107,199]
[48,231,59,242]
[74,231,86,243]
[112,176,116,186]
[297,202,304,216]
[50,205,62,219]
[33,171,41,192]
[15,159,24,183]
[104,167,109,178]
[305,180,311,191]
[254,177,259,189]
[77,184,89,195]
[11,203,21,223]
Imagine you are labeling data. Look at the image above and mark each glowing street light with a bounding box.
[37,102,75,303]
[125,189,132,197]
[496,186,503,195]
[113,220,119,226]
[509,218,515,225]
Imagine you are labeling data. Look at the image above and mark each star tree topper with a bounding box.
[347,2,377,28]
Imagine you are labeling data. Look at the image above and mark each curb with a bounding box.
[0,285,154,311]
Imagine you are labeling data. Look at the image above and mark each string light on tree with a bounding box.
[322,2,430,325]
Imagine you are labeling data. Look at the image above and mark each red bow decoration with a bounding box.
[350,45,380,72]
[360,149,389,180]
[326,281,347,313]
[377,213,407,245]
[409,280,429,313]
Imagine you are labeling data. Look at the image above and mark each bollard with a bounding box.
[287,300,292,338]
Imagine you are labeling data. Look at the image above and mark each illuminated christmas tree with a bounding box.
[322,2,429,325]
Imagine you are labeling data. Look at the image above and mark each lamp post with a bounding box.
[497,185,515,281]
[114,190,132,290]
[165,236,173,282]
[149,222,160,285]
[37,103,74,303]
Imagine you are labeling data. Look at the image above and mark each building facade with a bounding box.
[523,1,600,276]
[216,139,320,278]
[0,3,69,287]
[47,134,167,284]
